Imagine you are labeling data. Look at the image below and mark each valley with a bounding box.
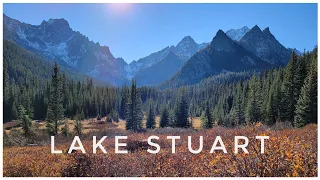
[2,5,318,177]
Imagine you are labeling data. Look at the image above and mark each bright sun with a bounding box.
[106,3,133,14]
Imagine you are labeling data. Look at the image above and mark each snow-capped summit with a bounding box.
[174,36,200,57]
[128,36,208,74]
[3,14,129,85]
[226,26,250,41]
[127,36,209,85]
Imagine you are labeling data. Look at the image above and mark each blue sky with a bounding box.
[3,3,318,63]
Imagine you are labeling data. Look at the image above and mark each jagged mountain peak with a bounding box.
[176,36,197,48]
[41,18,71,30]
[161,28,272,88]
[210,29,238,52]
[174,35,199,57]
[216,29,226,36]
[239,25,291,65]
[212,29,231,42]
[250,25,262,33]
[240,26,249,30]
[262,27,274,37]
[101,45,111,54]
[4,14,129,85]
[180,35,195,42]
[263,27,270,33]
[226,26,250,41]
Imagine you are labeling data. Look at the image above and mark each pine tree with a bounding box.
[11,100,19,120]
[204,100,213,128]
[146,100,156,129]
[233,83,245,125]
[119,85,129,119]
[294,55,307,100]
[61,119,71,137]
[294,53,317,127]
[18,105,33,137]
[200,111,207,128]
[74,108,84,135]
[281,52,300,123]
[212,99,224,126]
[174,88,189,128]
[160,106,169,128]
[46,62,65,135]
[245,73,262,124]
[126,79,143,131]
[266,70,282,125]
[3,61,10,109]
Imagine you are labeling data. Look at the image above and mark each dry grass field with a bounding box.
[3,117,318,177]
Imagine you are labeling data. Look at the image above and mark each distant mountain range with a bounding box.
[160,30,273,88]
[128,36,209,85]
[4,14,128,85]
[3,14,302,87]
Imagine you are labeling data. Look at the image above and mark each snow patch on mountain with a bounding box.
[226,26,250,41]
[128,36,208,76]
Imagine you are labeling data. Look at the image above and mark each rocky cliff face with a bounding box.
[4,14,128,85]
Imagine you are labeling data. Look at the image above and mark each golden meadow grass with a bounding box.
[3,122,317,177]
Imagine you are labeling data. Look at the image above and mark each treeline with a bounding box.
[3,39,317,131]
[140,48,318,128]
[199,48,318,128]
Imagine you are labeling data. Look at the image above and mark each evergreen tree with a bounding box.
[18,105,33,137]
[281,52,300,123]
[200,111,207,128]
[126,79,143,131]
[294,54,317,127]
[245,73,261,124]
[204,100,213,128]
[3,61,10,121]
[46,62,65,135]
[174,88,189,128]
[266,70,282,125]
[146,100,156,129]
[160,106,169,128]
[233,83,245,125]
[119,85,129,119]
[74,108,84,135]
[11,101,19,121]
[61,119,71,137]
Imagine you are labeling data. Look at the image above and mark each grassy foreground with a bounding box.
[3,118,317,177]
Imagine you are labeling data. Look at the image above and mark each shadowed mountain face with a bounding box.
[127,36,209,74]
[134,52,186,86]
[4,14,208,86]
[239,25,292,65]
[4,13,295,87]
[3,14,129,85]
[161,30,273,88]
[126,36,209,84]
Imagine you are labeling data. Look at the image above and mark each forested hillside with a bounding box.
[4,36,317,129]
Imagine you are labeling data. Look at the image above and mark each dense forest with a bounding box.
[3,39,318,135]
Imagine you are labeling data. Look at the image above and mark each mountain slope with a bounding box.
[226,26,250,41]
[3,40,90,85]
[127,36,208,75]
[134,52,186,86]
[161,30,273,88]
[239,25,292,65]
[3,14,128,85]
[126,36,209,85]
